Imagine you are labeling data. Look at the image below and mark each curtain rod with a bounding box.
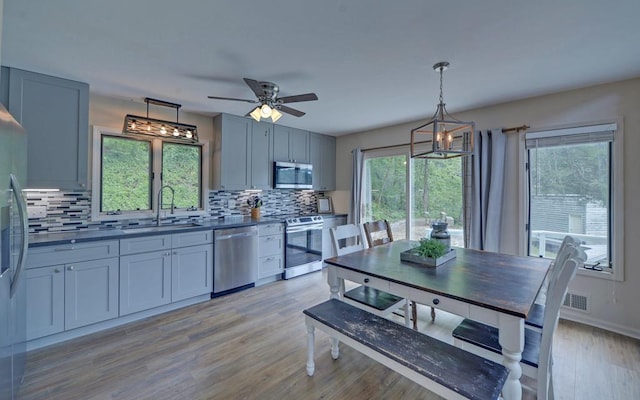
[361,124,530,152]
[502,124,530,133]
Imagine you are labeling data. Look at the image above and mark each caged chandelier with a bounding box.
[410,62,474,159]
[123,97,198,143]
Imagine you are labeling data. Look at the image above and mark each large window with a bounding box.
[92,126,208,220]
[525,122,623,278]
[362,149,464,243]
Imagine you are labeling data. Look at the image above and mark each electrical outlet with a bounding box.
[28,205,47,219]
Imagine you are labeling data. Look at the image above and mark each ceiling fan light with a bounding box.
[271,108,282,123]
[260,104,272,118]
[249,107,262,121]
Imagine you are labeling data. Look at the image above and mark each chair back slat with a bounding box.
[363,220,394,248]
[330,224,365,256]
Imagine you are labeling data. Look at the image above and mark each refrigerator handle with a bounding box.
[9,174,28,299]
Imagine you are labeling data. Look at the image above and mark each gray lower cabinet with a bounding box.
[25,240,120,340]
[119,250,172,315]
[25,265,64,340]
[171,243,213,301]
[258,223,284,279]
[64,258,119,330]
[119,230,213,315]
[310,132,336,191]
[1,66,89,190]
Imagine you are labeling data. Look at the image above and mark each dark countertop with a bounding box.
[29,213,347,247]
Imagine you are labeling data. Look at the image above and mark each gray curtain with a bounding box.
[463,129,507,251]
[348,148,363,225]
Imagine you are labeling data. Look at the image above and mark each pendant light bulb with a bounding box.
[260,104,272,118]
[173,128,179,136]
[160,125,167,135]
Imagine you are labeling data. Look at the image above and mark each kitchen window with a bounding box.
[524,122,624,281]
[91,126,209,220]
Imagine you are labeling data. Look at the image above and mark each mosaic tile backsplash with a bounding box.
[26,189,320,234]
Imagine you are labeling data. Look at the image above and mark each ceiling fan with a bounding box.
[207,78,318,122]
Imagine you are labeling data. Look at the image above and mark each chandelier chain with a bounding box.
[439,67,444,104]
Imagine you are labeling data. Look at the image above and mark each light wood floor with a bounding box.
[20,269,640,400]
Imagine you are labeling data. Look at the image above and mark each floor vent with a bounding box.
[562,291,589,312]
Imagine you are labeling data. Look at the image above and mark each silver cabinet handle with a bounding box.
[54,268,61,273]
[54,247,76,251]
[68,266,74,271]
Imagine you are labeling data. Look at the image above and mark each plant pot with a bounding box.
[251,208,260,219]
[400,248,456,267]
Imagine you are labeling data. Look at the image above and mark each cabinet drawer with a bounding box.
[120,235,172,255]
[259,223,283,236]
[259,235,283,257]
[337,268,390,292]
[172,230,213,248]
[389,282,470,317]
[27,240,119,268]
[259,255,283,278]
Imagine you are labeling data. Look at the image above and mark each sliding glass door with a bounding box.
[362,148,463,244]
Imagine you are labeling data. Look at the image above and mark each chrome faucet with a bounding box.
[157,185,175,226]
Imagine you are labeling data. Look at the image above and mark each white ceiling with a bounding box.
[3,0,640,136]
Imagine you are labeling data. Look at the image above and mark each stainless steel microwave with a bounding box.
[273,161,313,189]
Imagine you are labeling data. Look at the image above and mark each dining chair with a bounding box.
[452,245,586,400]
[362,220,433,329]
[526,235,581,332]
[329,224,410,326]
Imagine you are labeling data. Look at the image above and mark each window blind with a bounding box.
[525,123,616,149]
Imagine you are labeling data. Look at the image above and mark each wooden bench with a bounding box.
[303,299,509,400]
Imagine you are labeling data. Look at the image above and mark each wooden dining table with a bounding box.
[324,240,550,400]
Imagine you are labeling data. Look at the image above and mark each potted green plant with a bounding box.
[400,238,456,267]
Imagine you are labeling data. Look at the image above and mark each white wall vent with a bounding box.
[562,291,590,312]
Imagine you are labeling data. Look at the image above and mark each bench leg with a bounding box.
[330,337,340,360]
[306,323,315,376]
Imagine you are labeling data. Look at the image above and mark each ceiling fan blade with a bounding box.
[207,95,257,104]
[243,78,265,98]
[278,105,306,117]
[277,93,318,104]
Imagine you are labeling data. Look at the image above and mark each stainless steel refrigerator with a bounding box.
[0,103,29,400]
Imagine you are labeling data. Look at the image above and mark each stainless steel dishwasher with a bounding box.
[213,225,259,296]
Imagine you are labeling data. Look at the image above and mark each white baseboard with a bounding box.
[560,309,640,340]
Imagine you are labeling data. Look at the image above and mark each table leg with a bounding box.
[498,315,525,400]
[327,265,341,300]
[306,323,315,376]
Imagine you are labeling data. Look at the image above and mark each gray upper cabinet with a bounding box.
[2,67,89,189]
[250,121,273,190]
[212,113,251,190]
[310,132,336,191]
[273,125,309,163]
[213,114,274,190]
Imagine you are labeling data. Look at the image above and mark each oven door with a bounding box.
[284,223,323,277]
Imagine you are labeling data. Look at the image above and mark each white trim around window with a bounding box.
[519,118,624,282]
[91,125,210,222]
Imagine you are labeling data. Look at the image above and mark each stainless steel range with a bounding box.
[283,215,323,279]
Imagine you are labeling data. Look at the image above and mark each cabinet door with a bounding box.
[64,257,119,329]
[289,127,309,163]
[7,68,89,189]
[310,133,336,191]
[119,251,172,315]
[214,114,251,190]
[273,125,309,163]
[258,255,283,279]
[171,244,213,301]
[250,121,273,189]
[25,265,65,340]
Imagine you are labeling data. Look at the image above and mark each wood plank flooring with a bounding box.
[19,269,640,400]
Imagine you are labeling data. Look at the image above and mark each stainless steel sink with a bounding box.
[121,223,203,234]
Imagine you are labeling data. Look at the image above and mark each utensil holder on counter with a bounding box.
[251,208,260,219]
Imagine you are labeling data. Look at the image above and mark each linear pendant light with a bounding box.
[123,97,198,142]
[410,62,474,159]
